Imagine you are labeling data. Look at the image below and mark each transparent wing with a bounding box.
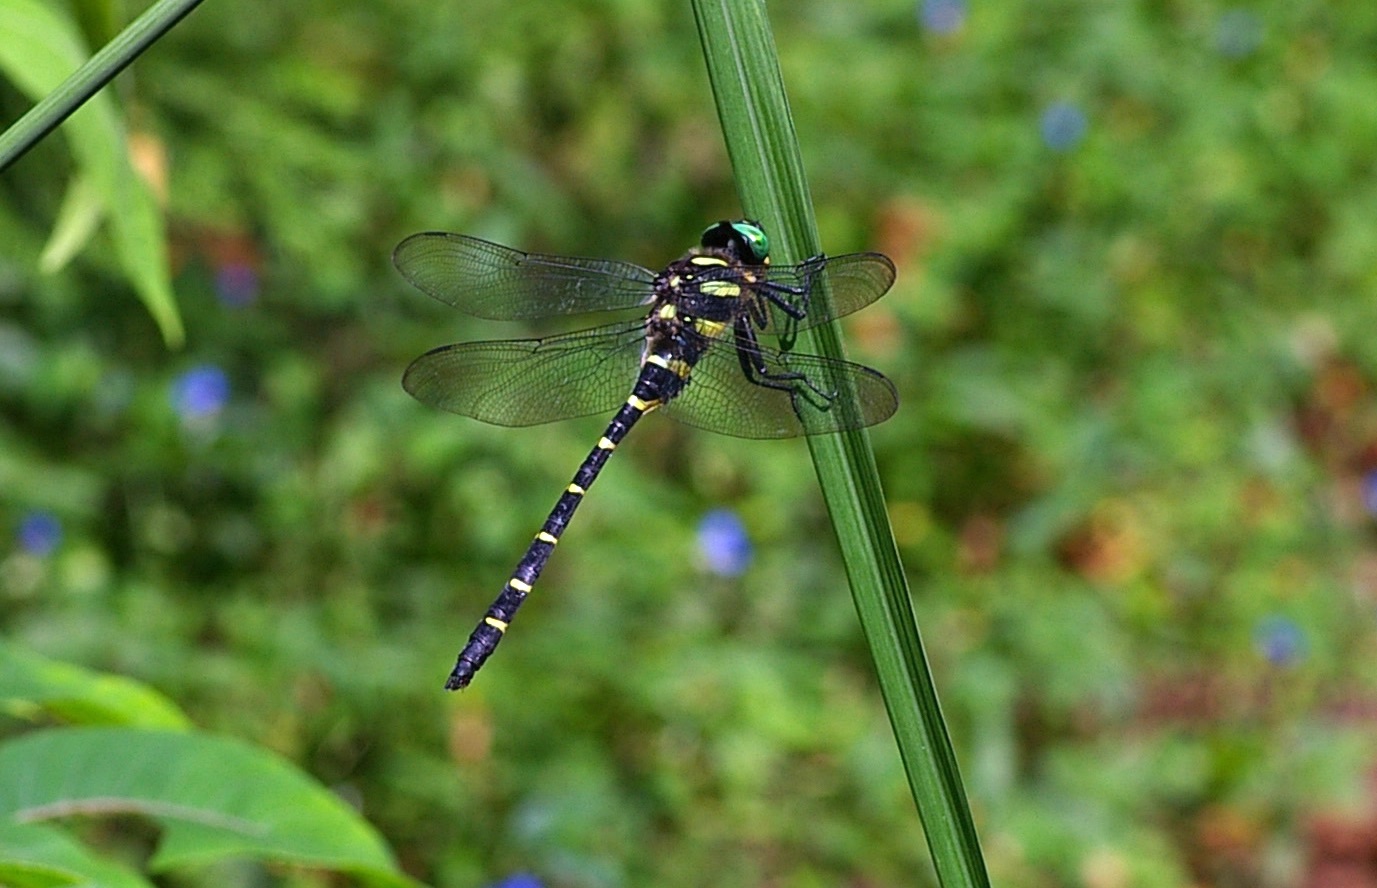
[662,340,898,439]
[757,252,897,331]
[394,233,657,320]
[403,321,646,426]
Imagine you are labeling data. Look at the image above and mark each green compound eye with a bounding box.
[699,220,771,264]
[729,221,770,263]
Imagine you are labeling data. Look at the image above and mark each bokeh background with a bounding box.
[5,1,1377,885]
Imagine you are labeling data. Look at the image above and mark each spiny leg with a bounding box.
[757,256,825,319]
[730,318,836,406]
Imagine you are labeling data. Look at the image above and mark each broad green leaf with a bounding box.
[0,728,422,888]
[0,820,152,888]
[0,0,183,345]
[0,643,191,730]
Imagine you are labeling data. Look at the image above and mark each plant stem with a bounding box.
[0,0,205,171]
[691,1,990,885]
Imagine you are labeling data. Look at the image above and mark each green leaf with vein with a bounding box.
[0,728,423,887]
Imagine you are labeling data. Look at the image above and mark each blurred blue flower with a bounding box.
[697,508,752,577]
[918,0,966,35]
[16,511,62,556]
[487,875,542,888]
[171,364,230,420]
[1040,101,1088,152]
[1254,615,1306,667]
[215,260,259,308]
[1216,9,1262,59]
[1360,470,1377,517]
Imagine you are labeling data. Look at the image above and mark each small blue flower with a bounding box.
[215,260,259,308]
[487,875,542,888]
[697,509,752,577]
[918,0,966,35]
[1360,470,1377,517]
[171,365,230,420]
[1040,101,1088,152]
[1254,615,1305,667]
[1215,9,1262,59]
[17,511,62,556]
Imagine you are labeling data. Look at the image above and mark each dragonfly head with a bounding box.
[700,220,771,266]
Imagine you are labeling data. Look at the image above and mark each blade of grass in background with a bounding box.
[691,1,990,885]
[0,0,204,172]
[0,0,202,346]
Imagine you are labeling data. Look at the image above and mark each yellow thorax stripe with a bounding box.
[700,281,741,298]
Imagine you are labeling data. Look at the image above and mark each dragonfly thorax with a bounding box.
[654,253,764,322]
[643,250,765,370]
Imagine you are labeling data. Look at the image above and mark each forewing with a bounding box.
[394,233,657,320]
[661,340,898,439]
[403,321,646,426]
[759,252,896,331]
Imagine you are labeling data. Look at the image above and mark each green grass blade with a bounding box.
[692,2,990,885]
[0,0,205,172]
[0,0,197,346]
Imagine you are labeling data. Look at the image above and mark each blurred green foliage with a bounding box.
[4,0,1377,886]
[0,645,421,888]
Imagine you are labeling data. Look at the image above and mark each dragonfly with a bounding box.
[396,220,898,689]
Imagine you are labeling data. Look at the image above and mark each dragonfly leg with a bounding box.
[731,319,836,408]
[756,254,826,320]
